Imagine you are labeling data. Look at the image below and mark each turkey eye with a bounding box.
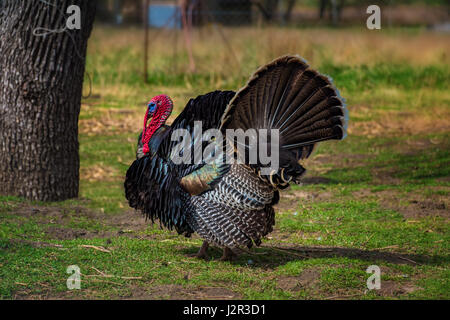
[148,102,156,112]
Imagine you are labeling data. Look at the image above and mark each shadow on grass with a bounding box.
[181,245,448,268]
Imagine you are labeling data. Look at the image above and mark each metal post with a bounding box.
[144,0,150,83]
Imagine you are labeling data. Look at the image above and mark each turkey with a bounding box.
[125,55,348,260]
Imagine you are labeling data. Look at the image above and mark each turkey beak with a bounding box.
[147,105,155,118]
[145,109,153,128]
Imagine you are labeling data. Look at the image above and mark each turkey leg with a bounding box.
[219,247,235,261]
[194,241,209,259]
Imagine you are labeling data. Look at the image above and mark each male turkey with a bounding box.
[125,56,347,260]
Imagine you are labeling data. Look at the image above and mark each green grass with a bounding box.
[1,26,449,300]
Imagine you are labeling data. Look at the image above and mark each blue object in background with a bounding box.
[149,4,181,29]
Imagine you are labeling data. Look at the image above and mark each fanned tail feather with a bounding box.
[219,55,348,182]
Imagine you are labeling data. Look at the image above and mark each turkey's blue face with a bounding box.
[147,101,157,118]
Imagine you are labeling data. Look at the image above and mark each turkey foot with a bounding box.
[190,241,209,260]
[219,247,236,261]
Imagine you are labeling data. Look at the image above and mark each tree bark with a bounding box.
[283,0,296,23]
[263,0,279,22]
[0,0,96,201]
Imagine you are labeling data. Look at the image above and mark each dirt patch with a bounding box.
[348,112,450,138]
[10,204,155,239]
[12,204,85,220]
[371,167,405,186]
[7,239,65,249]
[376,281,420,297]
[79,108,141,136]
[275,189,334,212]
[351,188,450,220]
[16,284,240,300]
[107,211,150,232]
[13,291,80,300]
[44,226,118,240]
[385,199,449,220]
[308,153,369,172]
[277,268,320,291]
[45,226,89,240]
[80,165,121,182]
[436,176,450,184]
[79,106,175,136]
[196,287,241,299]
[126,284,240,300]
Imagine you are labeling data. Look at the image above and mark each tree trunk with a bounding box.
[283,0,296,23]
[319,0,328,19]
[263,0,279,22]
[0,0,96,201]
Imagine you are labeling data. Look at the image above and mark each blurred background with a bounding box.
[79,0,449,211]
[91,0,450,79]
[98,0,450,27]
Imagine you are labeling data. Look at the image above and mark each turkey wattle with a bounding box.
[124,56,348,260]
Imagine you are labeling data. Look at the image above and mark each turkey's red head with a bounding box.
[142,94,173,154]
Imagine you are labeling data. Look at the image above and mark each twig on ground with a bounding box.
[119,276,143,280]
[396,255,418,265]
[89,278,122,286]
[84,273,142,280]
[373,245,399,250]
[324,293,363,300]
[361,234,375,247]
[15,282,27,286]
[80,245,111,253]
[91,266,107,276]
[84,266,143,280]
